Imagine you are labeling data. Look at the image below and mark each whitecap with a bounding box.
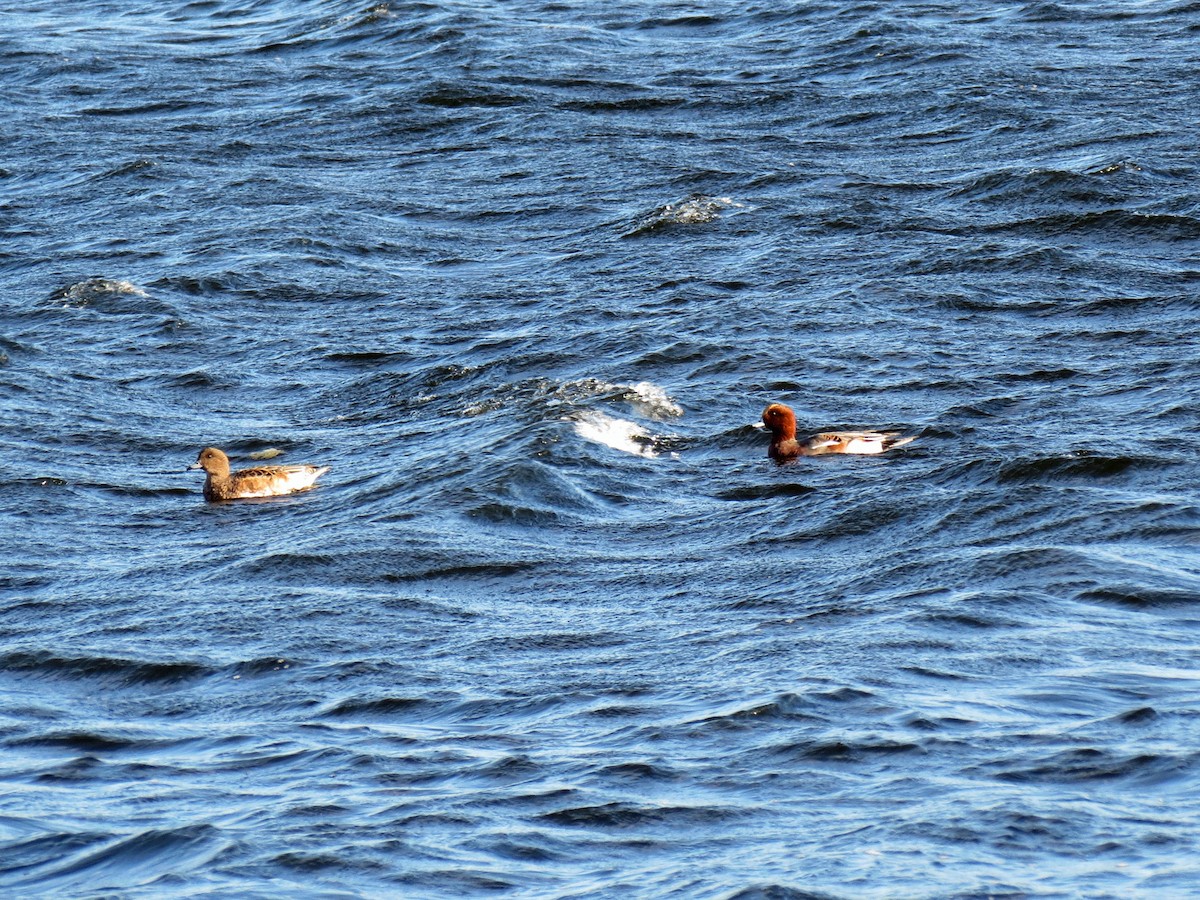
[624,195,744,236]
[571,411,659,458]
[555,378,683,420]
[53,278,149,308]
[624,380,683,420]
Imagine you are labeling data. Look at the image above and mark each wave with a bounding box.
[623,195,743,236]
[45,278,147,308]
[538,799,744,828]
[0,651,214,685]
[563,380,683,458]
[983,745,1195,786]
[994,452,1169,483]
[725,887,847,900]
[570,411,662,458]
[1,824,227,893]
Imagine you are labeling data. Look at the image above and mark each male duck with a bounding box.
[762,403,914,463]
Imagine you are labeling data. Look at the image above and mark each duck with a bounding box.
[188,447,330,501]
[762,403,914,462]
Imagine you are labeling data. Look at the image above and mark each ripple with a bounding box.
[994,453,1165,483]
[0,651,214,686]
[2,824,227,894]
[539,800,744,829]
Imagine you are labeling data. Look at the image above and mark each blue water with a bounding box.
[3,2,1200,897]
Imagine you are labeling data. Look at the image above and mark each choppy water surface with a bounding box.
[2,1,1200,897]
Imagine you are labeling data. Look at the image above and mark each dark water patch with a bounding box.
[950,166,1127,205]
[811,687,876,704]
[396,868,520,894]
[149,274,232,296]
[167,369,229,389]
[33,756,108,784]
[901,666,974,682]
[539,800,742,829]
[987,748,1193,785]
[714,483,816,501]
[920,611,1010,631]
[762,495,913,544]
[284,802,352,819]
[596,761,682,783]
[2,824,226,893]
[724,595,810,612]
[380,561,538,586]
[476,754,543,781]
[562,94,689,114]
[477,834,564,864]
[272,850,390,875]
[899,806,1080,855]
[1074,293,1200,315]
[0,572,56,593]
[7,730,185,754]
[725,887,847,900]
[322,348,416,370]
[228,657,301,679]
[769,737,922,763]
[78,481,196,500]
[934,293,1059,314]
[95,159,158,181]
[1077,586,1200,610]
[913,243,1073,277]
[693,694,826,732]
[417,85,529,108]
[995,453,1160,483]
[468,631,627,655]
[0,651,214,686]
[237,551,338,577]
[78,99,211,118]
[0,477,70,489]
[633,14,723,31]
[587,703,659,720]
[984,209,1200,241]
[208,744,373,776]
[1113,706,1158,725]
[0,831,110,882]
[319,695,433,720]
[994,366,1080,384]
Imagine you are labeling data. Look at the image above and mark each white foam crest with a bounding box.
[571,412,659,458]
[52,278,149,310]
[671,195,741,223]
[624,196,746,236]
[63,278,147,299]
[556,378,683,420]
[625,381,683,420]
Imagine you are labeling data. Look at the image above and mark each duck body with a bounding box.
[762,403,913,462]
[189,447,330,501]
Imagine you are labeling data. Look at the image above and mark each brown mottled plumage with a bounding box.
[762,403,914,463]
[188,447,329,501]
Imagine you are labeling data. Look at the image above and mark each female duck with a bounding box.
[189,447,330,501]
[762,403,913,462]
